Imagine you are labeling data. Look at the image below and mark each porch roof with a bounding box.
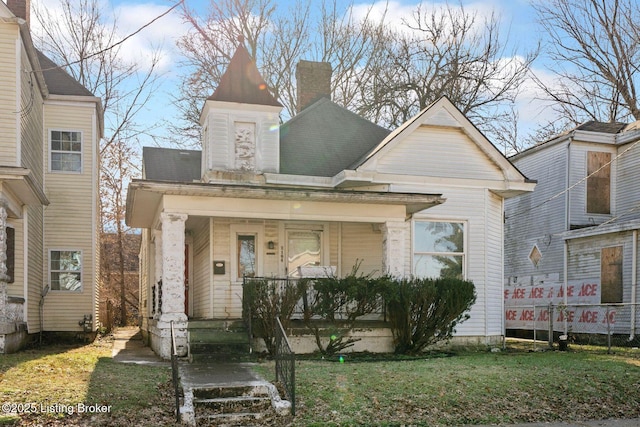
[125,180,445,228]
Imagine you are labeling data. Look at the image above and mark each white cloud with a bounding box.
[111,2,188,72]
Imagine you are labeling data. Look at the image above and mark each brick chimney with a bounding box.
[7,0,30,26]
[296,60,332,112]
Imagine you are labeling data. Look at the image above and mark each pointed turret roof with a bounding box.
[208,42,282,107]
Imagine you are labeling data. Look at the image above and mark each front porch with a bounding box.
[130,183,442,359]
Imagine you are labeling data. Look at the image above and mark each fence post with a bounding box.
[548,303,554,348]
[606,306,611,354]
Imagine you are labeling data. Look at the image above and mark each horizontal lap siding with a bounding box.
[43,104,97,331]
[20,45,44,186]
[0,23,18,165]
[26,206,44,332]
[341,223,383,277]
[506,142,568,282]
[616,142,640,221]
[568,233,635,303]
[413,186,491,337]
[486,191,504,336]
[191,218,210,318]
[376,127,504,181]
[569,143,616,226]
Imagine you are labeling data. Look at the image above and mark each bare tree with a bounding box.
[173,1,536,151]
[32,0,161,326]
[532,0,640,125]
[360,3,536,131]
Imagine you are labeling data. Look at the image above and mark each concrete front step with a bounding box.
[193,385,274,426]
[195,411,266,426]
[194,396,272,414]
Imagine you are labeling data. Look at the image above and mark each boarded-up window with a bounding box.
[601,246,623,304]
[587,151,611,214]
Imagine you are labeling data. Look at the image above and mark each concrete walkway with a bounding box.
[110,329,640,427]
[111,327,169,367]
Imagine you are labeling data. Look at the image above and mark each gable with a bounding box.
[355,97,529,185]
[373,126,505,181]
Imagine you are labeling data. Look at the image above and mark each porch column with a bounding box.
[156,212,188,358]
[382,220,406,278]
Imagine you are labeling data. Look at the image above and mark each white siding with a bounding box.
[203,106,280,173]
[616,141,640,221]
[567,232,635,303]
[340,223,383,277]
[568,142,616,226]
[505,141,569,282]
[191,218,211,318]
[375,127,504,181]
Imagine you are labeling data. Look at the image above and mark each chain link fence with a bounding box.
[506,303,640,351]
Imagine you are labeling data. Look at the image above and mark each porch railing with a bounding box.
[275,316,295,415]
[170,321,180,423]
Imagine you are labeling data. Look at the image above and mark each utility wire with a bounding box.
[34,0,184,73]
[506,137,640,221]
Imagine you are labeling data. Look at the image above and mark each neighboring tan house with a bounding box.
[505,122,640,336]
[0,0,102,353]
[126,43,535,358]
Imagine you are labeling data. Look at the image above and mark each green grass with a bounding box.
[254,343,640,426]
[0,338,176,426]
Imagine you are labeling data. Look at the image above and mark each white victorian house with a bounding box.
[125,43,535,358]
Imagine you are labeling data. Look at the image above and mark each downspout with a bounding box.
[565,138,572,231]
[563,240,569,336]
[631,229,638,340]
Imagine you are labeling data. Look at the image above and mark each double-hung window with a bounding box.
[50,250,82,291]
[51,130,82,172]
[413,221,465,279]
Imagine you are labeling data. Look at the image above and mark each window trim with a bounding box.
[49,249,83,292]
[49,129,83,174]
[230,224,263,283]
[412,219,467,279]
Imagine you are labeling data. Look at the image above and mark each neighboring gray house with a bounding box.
[505,122,640,335]
[126,43,535,358]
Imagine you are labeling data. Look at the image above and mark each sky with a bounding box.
[29,0,555,149]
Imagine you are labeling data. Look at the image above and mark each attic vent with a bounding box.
[529,245,542,268]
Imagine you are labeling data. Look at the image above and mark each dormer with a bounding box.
[199,43,283,181]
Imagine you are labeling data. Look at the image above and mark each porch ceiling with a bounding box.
[126,180,444,228]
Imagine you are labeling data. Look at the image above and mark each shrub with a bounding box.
[383,277,476,354]
[300,266,387,355]
[243,278,304,355]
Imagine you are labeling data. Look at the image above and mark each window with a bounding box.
[287,230,322,277]
[50,250,82,291]
[586,151,611,214]
[414,221,465,279]
[601,246,622,303]
[51,130,82,172]
[237,235,256,279]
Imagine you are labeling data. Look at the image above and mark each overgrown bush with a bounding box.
[243,278,304,355]
[382,277,476,354]
[299,268,388,355]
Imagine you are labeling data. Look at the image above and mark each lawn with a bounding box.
[0,337,176,426]
[1,339,639,426]
[255,343,640,426]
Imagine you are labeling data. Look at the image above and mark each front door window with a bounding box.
[287,230,321,277]
[237,234,256,279]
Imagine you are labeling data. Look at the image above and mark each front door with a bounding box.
[286,229,322,277]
